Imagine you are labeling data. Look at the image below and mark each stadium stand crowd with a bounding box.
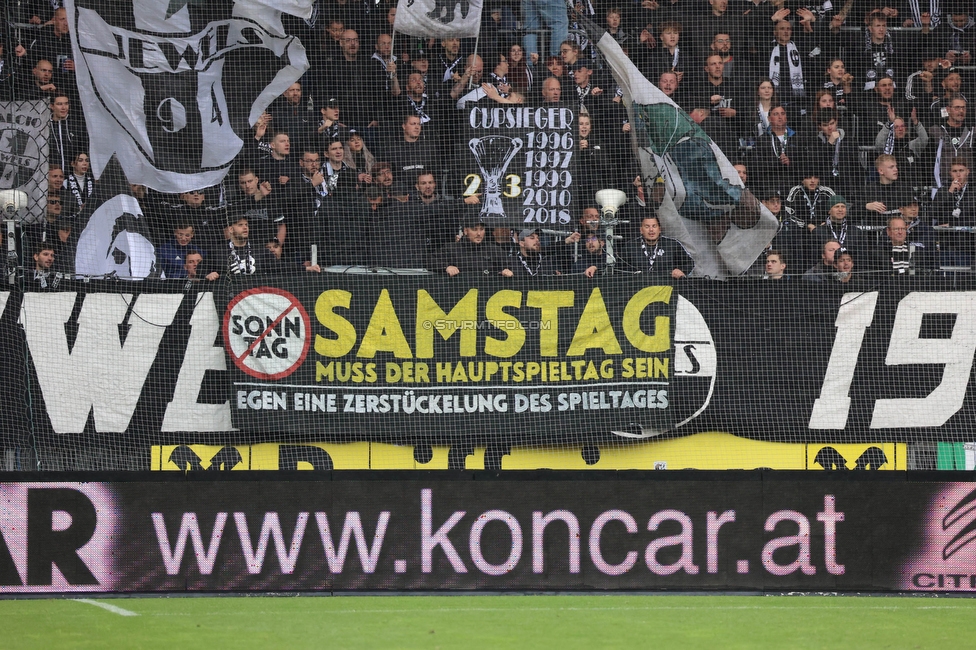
[3,0,975,282]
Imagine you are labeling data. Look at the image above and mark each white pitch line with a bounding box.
[72,599,139,617]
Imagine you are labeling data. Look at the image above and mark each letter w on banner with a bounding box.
[588,21,777,278]
[0,101,49,225]
[64,0,312,194]
[394,0,484,38]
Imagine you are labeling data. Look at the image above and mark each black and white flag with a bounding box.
[73,158,157,279]
[0,101,49,225]
[65,0,312,194]
[393,0,483,38]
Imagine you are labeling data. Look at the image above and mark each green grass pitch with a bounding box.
[3,594,975,649]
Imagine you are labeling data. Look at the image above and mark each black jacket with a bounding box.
[510,249,560,277]
[436,239,512,276]
[619,235,694,277]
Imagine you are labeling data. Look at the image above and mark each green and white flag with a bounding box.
[594,28,778,278]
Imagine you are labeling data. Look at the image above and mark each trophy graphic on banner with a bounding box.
[469,136,523,221]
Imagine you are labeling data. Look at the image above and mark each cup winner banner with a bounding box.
[459,104,578,227]
[221,274,714,441]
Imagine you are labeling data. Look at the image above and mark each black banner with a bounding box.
[0,473,973,593]
[460,104,578,227]
[5,277,976,470]
[222,275,686,441]
[679,280,976,443]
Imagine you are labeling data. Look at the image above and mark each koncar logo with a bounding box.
[0,483,119,592]
[902,484,976,591]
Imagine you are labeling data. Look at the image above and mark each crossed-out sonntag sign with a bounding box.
[224,287,311,381]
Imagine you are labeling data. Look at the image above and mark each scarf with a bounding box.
[797,186,827,225]
[890,243,912,274]
[64,173,93,209]
[50,120,73,170]
[568,0,595,53]
[757,103,770,135]
[947,16,975,54]
[770,41,804,96]
[907,0,940,27]
[576,82,592,108]
[768,126,795,157]
[303,172,327,196]
[33,269,60,289]
[516,250,542,275]
[904,71,929,102]
[640,238,662,271]
[323,161,347,195]
[817,129,848,178]
[934,126,974,188]
[882,122,896,155]
[952,184,968,217]
[862,31,895,91]
[228,239,255,275]
[826,219,848,246]
[371,51,396,72]
[441,54,462,83]
[319,119,342,140]
[488,73,510,98]
[669,47,680,70]
[407,93,431,122]
[805,1,833,21]
[822,80,850,110]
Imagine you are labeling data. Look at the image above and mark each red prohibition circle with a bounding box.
[222,287,311,380]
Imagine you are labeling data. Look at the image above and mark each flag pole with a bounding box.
[469,30,481,90]
[390,27,400,87]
